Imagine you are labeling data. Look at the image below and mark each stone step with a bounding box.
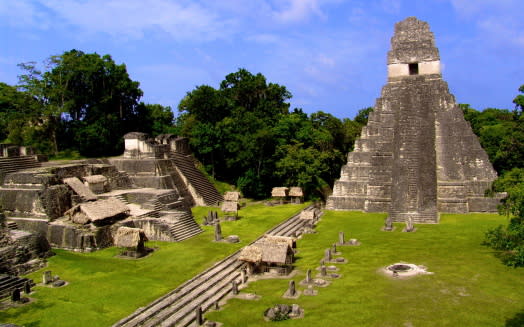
[0,276,34,299]
[160,272,242,327]
[6,221,18,230]
[115,256,243,327]
[114,194,130,205]
[169,153,223,206]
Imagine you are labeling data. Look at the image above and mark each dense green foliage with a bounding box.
[462,105,524,174]
[483,168,524,266]
[462,84,524,267]
[177,68,368,199]
[1,50,174,157]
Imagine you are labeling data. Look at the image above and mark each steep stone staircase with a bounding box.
[114,194,130,205]
[0,275,35,299]
[169,152,223,206]
[166,211,203,242]
[140,199,163,218]
[6,221,18,231]
[0,156,41,184]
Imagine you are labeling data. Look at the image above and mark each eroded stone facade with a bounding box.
[326,17,502,222]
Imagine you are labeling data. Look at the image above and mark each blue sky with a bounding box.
[1,0,523,119]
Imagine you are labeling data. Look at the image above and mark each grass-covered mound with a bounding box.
[0,203,306,327]
[206,211,524,326]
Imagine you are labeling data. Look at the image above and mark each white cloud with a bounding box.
[0,0,51,29]
[272,0,325,23]
[479,17,524,49]
[379,0,401,14]
[449,0,524,51]
[449,0,518,17]
[4,0,237,42]
[246,33,281,44]
[316,54,336,67]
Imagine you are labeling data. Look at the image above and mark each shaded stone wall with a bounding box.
[0,213,51,275]
[389,76,438,222]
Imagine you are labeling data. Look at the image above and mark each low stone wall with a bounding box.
[109,159,157,175]
[46,221,114,251]
[0,189,45,217]
[9,218,49,236]
[40,185,72,219]
[131,175,175,189]
[127,218,174,242]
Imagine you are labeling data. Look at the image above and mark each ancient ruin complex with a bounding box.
[326,17,502,222]
[0,134,222,253]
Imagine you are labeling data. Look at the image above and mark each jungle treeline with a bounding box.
[1,49,523,265]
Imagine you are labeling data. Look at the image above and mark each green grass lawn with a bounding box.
[0,203,306,327]
[206,211,524,327]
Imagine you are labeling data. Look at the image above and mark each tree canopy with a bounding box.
[177,68,367,199]
[0,49,174,157]
[466,84,524,267]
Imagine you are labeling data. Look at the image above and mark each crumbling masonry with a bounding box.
[0,134,222,253]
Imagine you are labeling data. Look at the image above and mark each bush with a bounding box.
[483,169,524,267]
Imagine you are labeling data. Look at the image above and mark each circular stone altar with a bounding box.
[383,263,432,278]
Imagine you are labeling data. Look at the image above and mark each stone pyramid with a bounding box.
[326,17,501,223]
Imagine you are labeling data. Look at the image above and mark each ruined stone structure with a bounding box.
[0,133,223,252]
[113,133,222,207]
[0,212,51,276]
[0,144,43,184]
[327,17,502,222]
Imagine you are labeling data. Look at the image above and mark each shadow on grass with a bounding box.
[1,299,52,327]
[506,309,524,327]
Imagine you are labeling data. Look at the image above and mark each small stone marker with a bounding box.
[332,243,337,254]
[53,280,66,287]
[195,306,203,326]
[241,268,247,284]
[43,271,52,284]
[324,248,331,262]
[291,304,301,316]
[288,280,296,296]
[214,222,222,241]
[338,231,345,245]
[405,216,414,232]
[321,265,327,276]
[11,288,21,302]
[24,281,31,294]
[231,280,238,295]
[226,235,240,243]
[384,216,393,231]
[306,269,312,284]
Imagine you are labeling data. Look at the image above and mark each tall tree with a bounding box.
[178,68,367,199]
[178,68,291,197]
[482,84,524,267]
[18,49,144,157]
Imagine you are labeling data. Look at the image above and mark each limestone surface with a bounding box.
[326,17,502,222]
